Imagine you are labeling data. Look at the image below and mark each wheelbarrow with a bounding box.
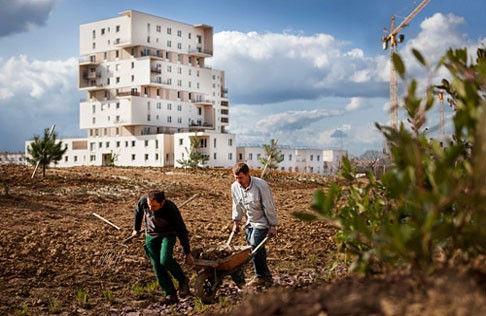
[193,235,269,303]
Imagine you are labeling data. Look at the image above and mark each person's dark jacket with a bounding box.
[134,196,191,254]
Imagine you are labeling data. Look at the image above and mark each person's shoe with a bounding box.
[160,294,179,305]
[179,277,191,298]
[248,276,273,287]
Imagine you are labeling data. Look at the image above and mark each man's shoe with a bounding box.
[248,276,273,287]
[160,294,179,305]
[179,277,191,298]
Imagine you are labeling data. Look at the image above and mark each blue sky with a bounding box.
[0,0,485,156]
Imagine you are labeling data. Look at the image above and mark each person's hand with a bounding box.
[232,222,240,234]
[268,227,277,238]
[185,253,195,266]
[132,230,141,237]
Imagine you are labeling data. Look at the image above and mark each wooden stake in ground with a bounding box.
[31,124,55,179]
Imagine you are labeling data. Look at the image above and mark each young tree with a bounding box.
[26,127,67,177]
[176,134,209,168]
[259,139,284,178]
[295,47,485,273]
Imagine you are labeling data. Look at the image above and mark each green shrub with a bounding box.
[295,47,486,274]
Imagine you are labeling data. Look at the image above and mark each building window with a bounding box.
[317,155,320,161]
[289,154,292,161]
[228,139,233,146]
[177,105,182,111]
[145,140,149,147]
[167,103,172,110]
[156,25,161,32]
[179,139,183,145]
[214,153,217,160]
[131,141,136,147]
[116,141,120,147]
[167,116,172,123]
[65,156,68,162]
[214,139,217,148]
[310,155,314,161]
[145,154,149,161]
[116,25,120,32]
[167,40,171,47]
[177,30,182,37]
[249,153,253,160]
[74,156,78,162]
[228,153,233,160]
[167,28,171,34]
[131,154,136,161]
[155,153,159,160]
[90,155,96,161]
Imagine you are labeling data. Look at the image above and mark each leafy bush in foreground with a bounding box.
[295,47,486,274]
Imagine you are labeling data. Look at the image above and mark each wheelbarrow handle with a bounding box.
[250,236,270,257]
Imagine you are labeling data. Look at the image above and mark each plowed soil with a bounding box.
[0,165,484,316]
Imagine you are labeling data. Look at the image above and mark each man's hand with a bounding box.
[268,227,277,238]
[232,221,240,234]
[185,253,195,266]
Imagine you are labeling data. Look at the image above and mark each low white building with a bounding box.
[236,145,347,175]
[0,152,26,165]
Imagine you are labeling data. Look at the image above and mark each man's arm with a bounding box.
[133,196,145,235]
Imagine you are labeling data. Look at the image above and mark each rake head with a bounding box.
[98,244,128,270]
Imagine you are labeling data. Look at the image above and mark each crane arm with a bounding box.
[383,0,432,44]
[392,0,432,36]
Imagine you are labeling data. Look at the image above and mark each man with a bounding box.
[132,189,194,304]
[231,162,278,287]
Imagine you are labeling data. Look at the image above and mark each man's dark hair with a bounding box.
[147,189,166,203]
[233,162,250,175]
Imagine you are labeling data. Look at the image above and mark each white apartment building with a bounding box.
[236,146,347,175]
[26,10,235,168]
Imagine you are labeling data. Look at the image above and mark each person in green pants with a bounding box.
[132,189,194,304]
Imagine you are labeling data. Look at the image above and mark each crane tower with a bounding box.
[382,0,432,130]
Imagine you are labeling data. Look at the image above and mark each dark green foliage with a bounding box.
[294,47,486,274]
[26,127,68,177]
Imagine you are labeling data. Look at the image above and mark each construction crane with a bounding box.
[382,0,432,130]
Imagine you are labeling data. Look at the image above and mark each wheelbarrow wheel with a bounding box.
[194,270,219,303]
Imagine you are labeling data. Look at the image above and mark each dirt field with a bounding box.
[1,165,484,316]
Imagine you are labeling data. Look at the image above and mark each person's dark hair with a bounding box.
[233,162,250,175]
[147,189,166,203]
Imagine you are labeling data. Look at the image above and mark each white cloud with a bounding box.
[0,55,83,151]
[211,30,386,104]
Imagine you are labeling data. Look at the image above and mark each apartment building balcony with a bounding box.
[188,47,212,57]
[150,66,162,73]
[150,79,171,86]
[83,71,101,80]
[113,38,132,48]
[79,83,104,91]
[79,56,100,65]
[194,99,212,105]
[117,91,141,97]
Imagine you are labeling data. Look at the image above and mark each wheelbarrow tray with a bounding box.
[194,245,252,271]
